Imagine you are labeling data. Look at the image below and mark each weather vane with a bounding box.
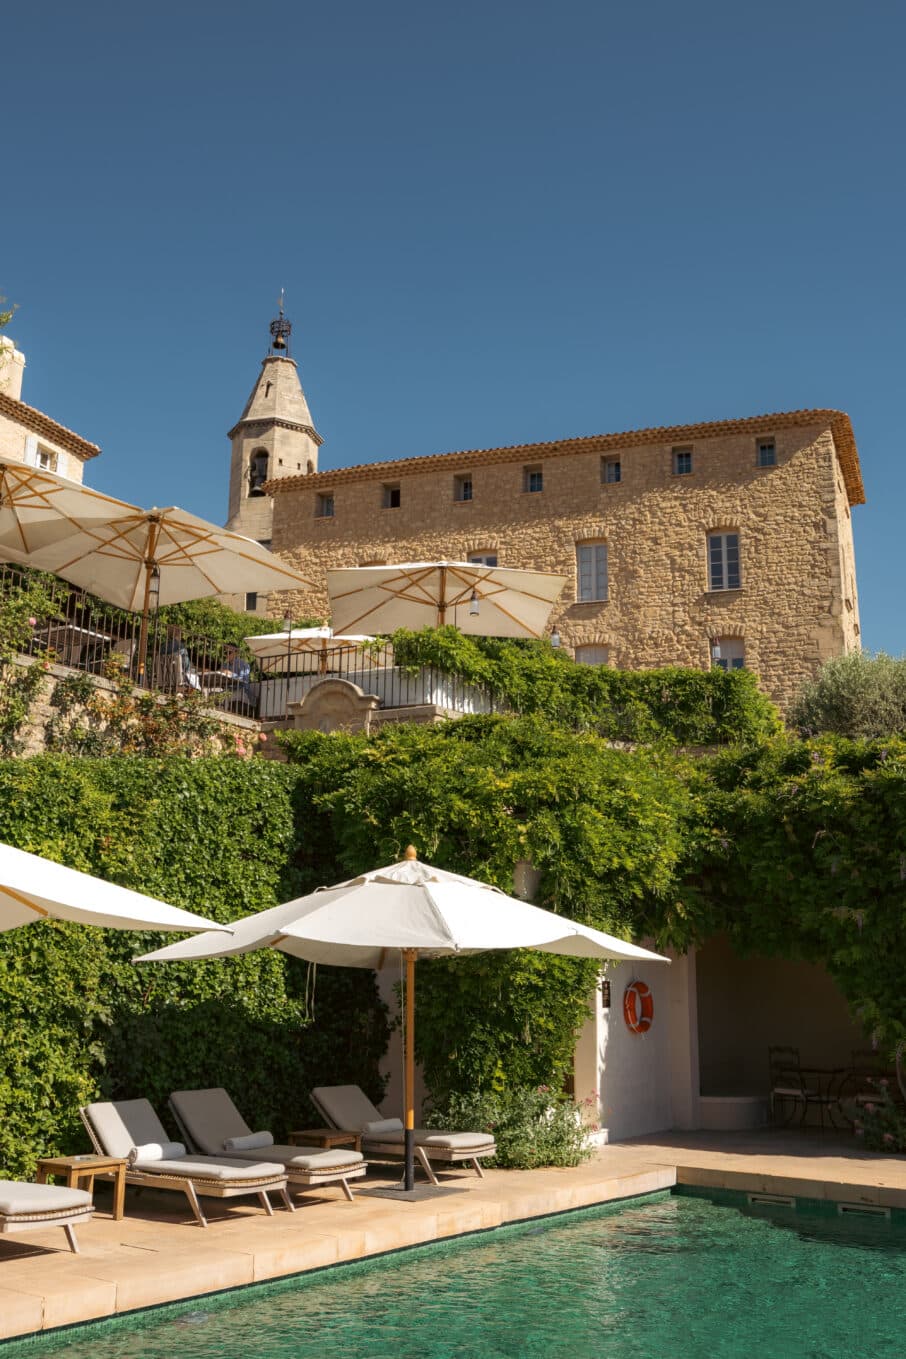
[269,289,292,354]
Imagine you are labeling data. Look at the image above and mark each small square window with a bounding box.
[469,552,498,567]
[757,439,776,467]
[710,637,745,670]
[382,483,401,509]
[673,448,693,476]
[454,475,473,502]
[601,457,621,484]
[245,592,258,612]
[523,465,543,493]
[316,493,335,518]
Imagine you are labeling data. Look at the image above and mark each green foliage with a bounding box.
[424,1086,595,1169]
[157,598,323,657]
[387,627,781,744]
[0,757,389,1176]
[789,651,906,739]
[0,575,59,755]
[45,665,225,757]
[853,1079,906,1153]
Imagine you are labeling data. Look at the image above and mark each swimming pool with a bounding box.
[7,1190,906,1358]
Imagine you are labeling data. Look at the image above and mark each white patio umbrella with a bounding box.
[138,847,667,1191]
[0,841,231,934]
[21,505,314,678]
[245,626,374,676]
[326,561,567,639]
[0,459,138,564]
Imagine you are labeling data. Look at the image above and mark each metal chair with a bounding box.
[768,1046,839,1130]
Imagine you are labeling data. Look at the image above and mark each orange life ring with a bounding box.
[623,980,654,1034]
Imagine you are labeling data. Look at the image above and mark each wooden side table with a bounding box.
[36,1155,128,1221]
[287,1128,362,1154]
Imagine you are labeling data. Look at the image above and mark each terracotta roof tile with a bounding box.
[0,392,101,460]
[267,408,865,506]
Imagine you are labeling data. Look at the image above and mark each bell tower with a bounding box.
[225,296,322,545]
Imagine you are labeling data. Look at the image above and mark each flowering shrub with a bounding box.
[45,663,224,757]
[424,1085,596,1169]
[852,1078,906,1153]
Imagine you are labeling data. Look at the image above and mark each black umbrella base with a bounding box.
[359,1185,469,1202]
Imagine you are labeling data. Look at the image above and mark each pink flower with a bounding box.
[864,1102,876,1114]
[883,1132,894,1144]
[28,616,37,627]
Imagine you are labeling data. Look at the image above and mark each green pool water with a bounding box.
[8,1191,906,1359]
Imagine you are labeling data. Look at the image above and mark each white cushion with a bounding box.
[169,1088,252,1155]
[0,1181,92,1216]
[225,1145,364,1171]
[312,1085,381,1132]
[363,1117,404,1135]
[130,1140,185,1164]
[223,1132,274,1153]
[131,1155,285,1181]
[84,1099,168,1159]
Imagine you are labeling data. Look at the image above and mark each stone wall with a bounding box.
[267,420,861,711]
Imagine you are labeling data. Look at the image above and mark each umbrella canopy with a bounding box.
[23,505,313,612]
[326,561,567,639]
[0,841,231,934]
[245,627,373,674]
[0,459,138,564]
[139,848,666,1191]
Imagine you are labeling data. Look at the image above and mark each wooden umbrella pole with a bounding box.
[404,946,416,1192]
[437,565,447,626]
[136,520,160,685]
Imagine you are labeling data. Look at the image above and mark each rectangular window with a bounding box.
[576,542,608,602]
[673,447,693,475]
[454,475,473,502]
[601,457,621,484]
[575,644,609,665]
[708,532,741,591]
[523,465,543,493]
[245,592,258,612]
[315,493,334,518]
[757,439,776,467]
[711,637,745,670]
[469,552,498,567]
[36,447,57,472]
[382,483,401,509]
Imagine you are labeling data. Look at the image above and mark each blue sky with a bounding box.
[4,0,904,651]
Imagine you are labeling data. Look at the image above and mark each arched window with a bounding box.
[248,449,269,496]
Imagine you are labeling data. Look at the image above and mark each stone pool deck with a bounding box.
[1,1129,904,1342]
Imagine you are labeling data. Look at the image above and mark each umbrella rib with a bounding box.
[3,885,48,917]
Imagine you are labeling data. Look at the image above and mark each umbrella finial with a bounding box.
[404,845,418,861]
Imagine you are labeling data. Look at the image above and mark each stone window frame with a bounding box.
[574,642,610,666]
[710,635,746,671]
[453,474,473,503]
[600,456,621,485]
[575,539,609,603]
[522,464,544,494]
[756,437,777,468]
[382,483,402,509]
[707,529,741,592]
[672,446,693,476]
[315,492,335,519]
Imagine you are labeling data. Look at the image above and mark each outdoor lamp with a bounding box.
[469,588,480,616]
[550,628,561,648]
[148,565,161,611]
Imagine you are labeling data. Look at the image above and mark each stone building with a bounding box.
[224,305,321,615]
[0,337,100,481]
[260,404,864,710]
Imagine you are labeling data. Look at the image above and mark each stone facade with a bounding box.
[265,409,865,711]
[0,338,100,483]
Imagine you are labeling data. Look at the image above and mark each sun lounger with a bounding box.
[80,1099,291,1227]
[311,1085,496,1185]
[0,1180,93,1253]
[169,1088,367,1202]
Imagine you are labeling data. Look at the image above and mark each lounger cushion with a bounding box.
[0,1182,92,1216]
[170,1088,254,1155]
[311,1084,383,1131]
[84,1099,169,1160]
[363,1117,404,1135]
[131,1155,285,1181]
[226,1145,364,1172]
[364,1129,495,1152]
[223,1132,273,1153]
